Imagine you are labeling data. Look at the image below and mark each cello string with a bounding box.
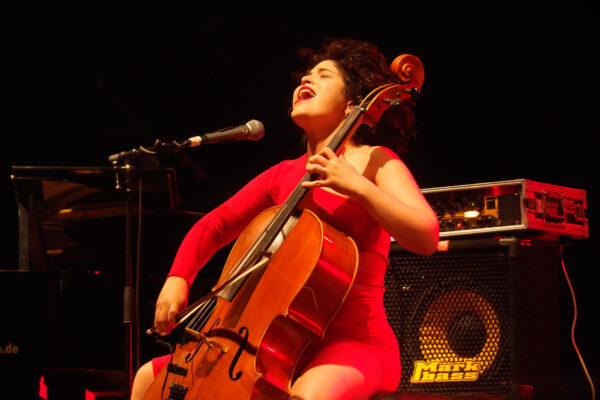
[186,298,210,328]
[195,298,216,330]
[185,297,213,331]
[187,297,216,332]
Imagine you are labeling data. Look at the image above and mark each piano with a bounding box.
[11,165,182,272]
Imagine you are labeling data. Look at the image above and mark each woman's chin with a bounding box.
[290,111,309,129]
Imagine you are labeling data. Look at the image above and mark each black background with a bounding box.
[2,1,598,397]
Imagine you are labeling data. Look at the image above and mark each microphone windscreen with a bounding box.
[246,120,265,141]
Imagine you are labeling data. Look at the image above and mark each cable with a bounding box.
[560,243,596,400]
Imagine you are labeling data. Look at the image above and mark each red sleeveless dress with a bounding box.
[152,153,401,391]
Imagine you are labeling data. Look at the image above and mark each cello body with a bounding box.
[143,206,358,399]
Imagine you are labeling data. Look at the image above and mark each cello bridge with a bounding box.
[185,328,228,353]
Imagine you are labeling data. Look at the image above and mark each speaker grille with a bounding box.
[384,246,512,396]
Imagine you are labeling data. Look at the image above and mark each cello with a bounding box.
[142,54,425,400]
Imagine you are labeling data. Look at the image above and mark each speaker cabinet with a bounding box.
[384,237,561,399]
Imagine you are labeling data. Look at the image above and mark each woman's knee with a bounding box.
[291,363,379,400]
[131,361,155,400]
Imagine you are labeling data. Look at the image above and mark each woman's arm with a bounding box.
[153,163,281,334]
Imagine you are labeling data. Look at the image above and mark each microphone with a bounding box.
[185,120,264,147]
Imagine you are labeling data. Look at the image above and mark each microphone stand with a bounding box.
[109,139,186,393]
[107,130,255,391]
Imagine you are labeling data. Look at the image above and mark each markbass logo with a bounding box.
[410,360,481,383]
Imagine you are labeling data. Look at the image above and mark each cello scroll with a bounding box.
[357,53,424,128]
[390,53,425,87]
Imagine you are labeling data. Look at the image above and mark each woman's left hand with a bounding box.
[302,147,367,198]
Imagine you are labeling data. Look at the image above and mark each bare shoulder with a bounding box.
[367,146,424,192]
[345,145,413,183]
[361,146,412,180]
[369,146,403,165]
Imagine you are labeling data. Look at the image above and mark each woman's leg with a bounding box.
[290,341,383,400]
[130,361,155,400]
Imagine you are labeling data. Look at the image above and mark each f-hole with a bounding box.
[229,327,249,381]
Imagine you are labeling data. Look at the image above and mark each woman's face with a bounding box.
[291,60,352,133]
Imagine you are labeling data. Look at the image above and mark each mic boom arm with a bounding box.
[107,120,265,163]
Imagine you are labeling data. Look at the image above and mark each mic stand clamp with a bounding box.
[108,138,188,169]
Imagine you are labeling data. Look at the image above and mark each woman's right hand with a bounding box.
[154,276,189,335]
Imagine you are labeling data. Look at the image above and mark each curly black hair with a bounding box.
[295,38,417,154]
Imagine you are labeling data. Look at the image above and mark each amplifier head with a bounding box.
[421,179,588,240]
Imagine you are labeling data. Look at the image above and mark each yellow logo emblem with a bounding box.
[410,360,481,383]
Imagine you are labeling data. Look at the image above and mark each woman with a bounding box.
[131,38,439,400]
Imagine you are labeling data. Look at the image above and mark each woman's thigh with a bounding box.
[291,340,382,400]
